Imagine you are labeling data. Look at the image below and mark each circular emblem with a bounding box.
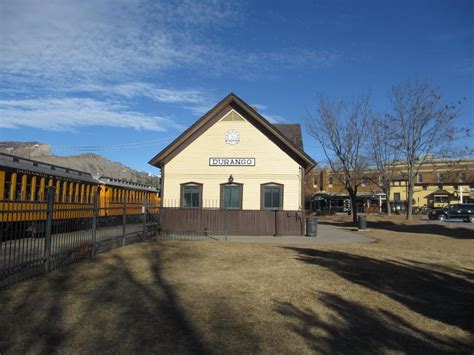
[225,129,240,145]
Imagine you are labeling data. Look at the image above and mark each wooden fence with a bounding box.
[160,208,304,236]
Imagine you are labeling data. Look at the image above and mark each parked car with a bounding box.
[428,204,474,222]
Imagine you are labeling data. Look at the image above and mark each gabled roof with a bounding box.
[428,189,454,196]
[148,93,316,170]
[273,124,303,149]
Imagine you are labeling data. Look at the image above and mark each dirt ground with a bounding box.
[1,215,473,354]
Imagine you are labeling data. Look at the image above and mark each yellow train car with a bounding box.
[0,153,160,228]
[96,176,160,217]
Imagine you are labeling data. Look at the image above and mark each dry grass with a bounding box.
[1,216,473,354]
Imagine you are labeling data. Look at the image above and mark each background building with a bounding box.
[306,159,474,212]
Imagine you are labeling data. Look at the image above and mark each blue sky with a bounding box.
[1,0,472,175]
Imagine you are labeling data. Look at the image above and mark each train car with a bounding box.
[0,153,159,235]
[97,176,159,217]
[309,193,350,215]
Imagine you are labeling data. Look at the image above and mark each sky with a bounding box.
[0,0,473,175]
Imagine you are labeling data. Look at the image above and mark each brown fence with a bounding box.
[160,208,304,236]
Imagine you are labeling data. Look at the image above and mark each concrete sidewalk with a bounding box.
[224,224,375,244]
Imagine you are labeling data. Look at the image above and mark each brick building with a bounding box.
[305,159,474,212]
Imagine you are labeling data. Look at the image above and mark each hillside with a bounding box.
[0,142,160,188]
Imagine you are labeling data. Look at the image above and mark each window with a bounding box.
[459,172,466,182]
[312,176,318,188]
[261,183,283,209]
[3,172,12,200]
[181,183,202,208]
[434,196,448,203]
[16,175,24,200]
[417,174,423,183]
[423,185,428,191]
[437,173,445,183]
[221,183,242,209]
[25,175,32,201]
[394,193,401,201]
[329,176,334,186]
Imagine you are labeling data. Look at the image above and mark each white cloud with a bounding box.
[0,0,338,132]
[251,103,286,123]
[262,113,286,124]
[70,83,210,104]
[0,0,337,84]
[0,0,241,84]
[0,97,184,132]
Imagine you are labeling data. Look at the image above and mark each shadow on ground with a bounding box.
[0,243,260,354]
[318,219,474,239]
[284,247,474,336]
[276,292,472,353]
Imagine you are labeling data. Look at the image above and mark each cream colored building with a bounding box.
[149,93,315,236]
[389,160,473,209]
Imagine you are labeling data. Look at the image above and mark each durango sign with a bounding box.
[209,158,255,166]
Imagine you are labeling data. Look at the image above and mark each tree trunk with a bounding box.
[385,185,391,216]
[349,193,358,224]
[385,197,391,215]
[406,175,414,220]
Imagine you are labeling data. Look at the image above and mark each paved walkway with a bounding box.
[224,224,374,244]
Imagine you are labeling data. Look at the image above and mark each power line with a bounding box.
[55,137,175,152]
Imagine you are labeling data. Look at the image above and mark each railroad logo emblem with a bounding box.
[225,129,240,145]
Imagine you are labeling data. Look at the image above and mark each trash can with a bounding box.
[306,216,318,237]
[358,215,367,230]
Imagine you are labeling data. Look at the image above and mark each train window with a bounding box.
[26,175,32,201]
[4,172,12,200]
[16,175,24,200]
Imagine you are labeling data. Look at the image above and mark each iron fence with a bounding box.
[0,187,159,288]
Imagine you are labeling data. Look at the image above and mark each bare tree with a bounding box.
[387,79,463,220]
[369,115,401,215]
[306,94,371,223]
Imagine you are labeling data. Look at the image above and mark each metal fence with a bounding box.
[0,187,159,288]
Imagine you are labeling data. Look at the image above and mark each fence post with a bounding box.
[273,209,278,237]
[142,197,147,239]
[43,186,55,273]
[224,206,228,241]
[91,189,98,256]
[122,197,126,246]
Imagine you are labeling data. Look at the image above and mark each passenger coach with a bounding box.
[0,153,159,230]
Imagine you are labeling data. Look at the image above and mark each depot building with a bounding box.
[149,93,315,236]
